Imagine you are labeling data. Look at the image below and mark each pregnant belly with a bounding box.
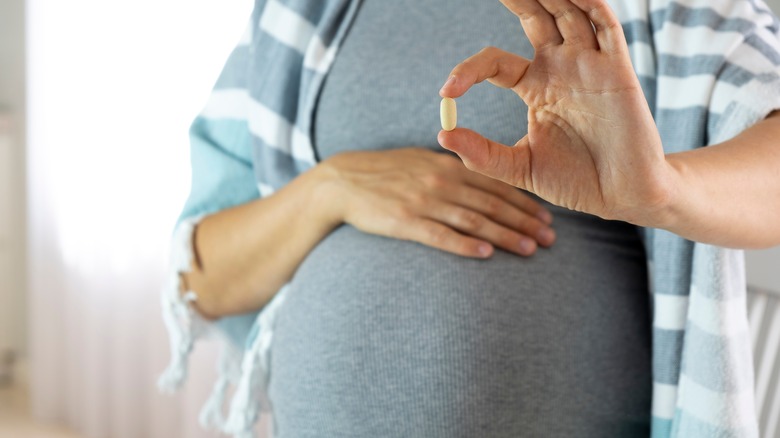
[267,211,652,437]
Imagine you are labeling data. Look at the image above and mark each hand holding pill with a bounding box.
[437,0,672,227]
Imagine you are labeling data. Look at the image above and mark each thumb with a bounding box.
[437,128,530,190]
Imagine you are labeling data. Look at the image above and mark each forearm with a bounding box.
[182,166,340,319]
[652,111,780,249]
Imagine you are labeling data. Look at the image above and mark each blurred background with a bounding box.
[0,0,779,437]
[0,0,268,437]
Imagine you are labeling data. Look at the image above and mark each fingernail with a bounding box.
[537,209,553,224]
[439,76,457,95]
[519,238,536,255]
[478,243,493,257]
[537,228,556,245]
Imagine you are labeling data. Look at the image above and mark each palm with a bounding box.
[439,0,670,224]
[517,46,661,215]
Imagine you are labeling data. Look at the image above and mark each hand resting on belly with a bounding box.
[181,147,556,319]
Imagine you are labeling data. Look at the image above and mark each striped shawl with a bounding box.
[158,0,780,437]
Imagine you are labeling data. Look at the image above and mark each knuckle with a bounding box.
[387,220,404,239]
[519,11,544,25]
[385,215,408,239]
[479,46,500,57]
[407,191,428,207]
[425,224,449,246]
[456,210,484,231]
[422,172,448,190]
[394,205,416,222]
[483,196,504,217]
[555,7,577,21]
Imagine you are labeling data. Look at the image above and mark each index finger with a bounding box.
[569,0,627,54]
[499,0,564,50]
[439,47,531,98]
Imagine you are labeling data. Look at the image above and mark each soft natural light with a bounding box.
[28,0,252,274]
[26,2,256,433]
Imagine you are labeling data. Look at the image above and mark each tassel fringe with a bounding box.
[224,287,288,437]
[157,215,207,392]
[158,214,289,437]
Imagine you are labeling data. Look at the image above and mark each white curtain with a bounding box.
[25,0,267,436]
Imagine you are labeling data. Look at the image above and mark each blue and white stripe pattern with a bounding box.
[159,1,780,436]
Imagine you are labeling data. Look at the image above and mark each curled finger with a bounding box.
[569,0,627,54]
[500,0,564,50]
[439,47,532,98]
[537,0,598,49]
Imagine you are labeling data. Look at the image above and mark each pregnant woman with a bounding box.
[159,0,780,437]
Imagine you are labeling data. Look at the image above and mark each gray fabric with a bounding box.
[266,0,652,436]
[314,0,531,155]
[269,225,652,437]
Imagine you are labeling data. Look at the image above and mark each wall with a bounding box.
[0,0,25,115]
[0,0,26,373]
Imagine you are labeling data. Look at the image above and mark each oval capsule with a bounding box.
[440,97,457,131]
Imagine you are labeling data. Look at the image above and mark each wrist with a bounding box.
[634,154,686,231]
[303,159,347,231]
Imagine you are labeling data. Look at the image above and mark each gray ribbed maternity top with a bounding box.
[267,1,653,437]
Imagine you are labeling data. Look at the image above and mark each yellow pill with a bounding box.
[440,97,457,131]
